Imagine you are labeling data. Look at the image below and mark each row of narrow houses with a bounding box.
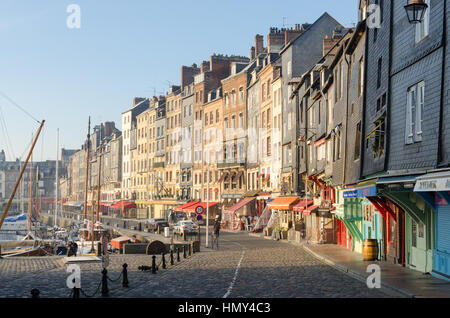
[59,0,450,281]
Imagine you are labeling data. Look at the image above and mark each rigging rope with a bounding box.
[0,90,41,124]
[0,104,15,159]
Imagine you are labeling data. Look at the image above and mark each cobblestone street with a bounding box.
[0,232,392,298]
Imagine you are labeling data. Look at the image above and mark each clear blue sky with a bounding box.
[0,0,358,161]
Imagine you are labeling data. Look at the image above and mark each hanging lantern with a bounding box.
[404,0,428,24]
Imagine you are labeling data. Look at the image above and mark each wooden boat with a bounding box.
[2,246,51,257]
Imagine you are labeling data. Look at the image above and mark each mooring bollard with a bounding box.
[177,248,180,262]
[188,243,192,256]
[30,289,40,298]
[183,245,187,259]
[122,263,129,288]
[152,255,157,274]
[170,249,174,265]
[101,268,109,297]
[162,252,166,269]
[73,287,80,299]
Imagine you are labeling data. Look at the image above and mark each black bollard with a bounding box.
[188,243,192,256]
[73,287,80,299]
[0,244,2,259]
[177,248,180,262]
[183,245,187,259]
[162,252,166,269]
[122,263,129,288]
[152,255,157,274]
[170,249,174,265]
[30,289,40,298]
[101,268,109,297]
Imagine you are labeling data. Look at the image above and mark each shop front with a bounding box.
[378,175,434,272]
[266,196,300,239]
[223,197,257,231]
[414,170,450,280]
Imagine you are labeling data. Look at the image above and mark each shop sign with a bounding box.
[414,177,450,192]
[343,186,377,198]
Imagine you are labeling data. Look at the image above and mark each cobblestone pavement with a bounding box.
[0,232,391,298]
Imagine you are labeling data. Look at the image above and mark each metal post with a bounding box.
[188,243,192,256]
[170,249,174,265]
[101,268,109,297]
[0,244,2,259]
[30,289,40,298]
[73,287,80,299]
[122,263,129,288]
[177,248,180,262]
[183,245,187,258]
[152,255,156,274]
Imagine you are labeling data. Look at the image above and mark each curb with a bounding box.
[302,244,418,298]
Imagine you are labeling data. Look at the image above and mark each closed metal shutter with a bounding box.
[437,206,450,254]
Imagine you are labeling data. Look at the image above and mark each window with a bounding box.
[357,57,364,96]
[262,84,266,101]
[239,113,244,129]
[415,0,430,43]
[216,109,220,123]
[239,87,244,104]
[232,90,236,105]
[354,122,361,160]
[406,81,425,144]
[267,136,271,156]
[376,57,382,89]
[225,93,229,107]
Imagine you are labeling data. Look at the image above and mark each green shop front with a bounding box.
[342,184,383,255]
[414,170,450,280]
[377,175,435,273]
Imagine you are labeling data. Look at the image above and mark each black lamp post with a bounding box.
[404,0,429,24]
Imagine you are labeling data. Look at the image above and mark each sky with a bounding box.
[0,0,358,161]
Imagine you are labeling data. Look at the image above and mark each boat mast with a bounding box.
[0,120,45,230]
[55,128,59,227]
[83,117,91,220]
[28,136,33,234]
[96,124,102,223]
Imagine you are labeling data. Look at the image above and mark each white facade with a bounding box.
[122,110,132,199]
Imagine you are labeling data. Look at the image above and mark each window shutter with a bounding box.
[416,82,425,142]
[405,88,414,144]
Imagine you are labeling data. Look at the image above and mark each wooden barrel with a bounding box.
[363,239,379,261]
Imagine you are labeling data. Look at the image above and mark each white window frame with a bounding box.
[415,0,430,43]
[406,81,425,144]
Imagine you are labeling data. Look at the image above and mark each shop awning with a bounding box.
[377,174,420,185]
[293,200,314,212]
[303,205,319,215]
[267,196,300,210]
[414,170,450,192]
[224,198,255,214]
[110,201,136,210]
[174,201,200,213]
[184,202,219,213]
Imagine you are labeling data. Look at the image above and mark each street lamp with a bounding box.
[404,0,428,24]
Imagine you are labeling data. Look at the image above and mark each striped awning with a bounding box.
[267,196,300,210]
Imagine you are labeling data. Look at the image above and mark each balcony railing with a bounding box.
[153,162,165,169]
[217,159,246,169]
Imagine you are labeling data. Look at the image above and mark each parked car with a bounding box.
[173,220,199,236]
[147,218,169,232]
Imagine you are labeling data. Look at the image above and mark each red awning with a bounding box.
[174,201,200,213]
[293,200,314,212]
[184,202,219,213]
[110,201,136,210]
[303,205,319,215]
[267,196,300,210]
[224,198,255,214]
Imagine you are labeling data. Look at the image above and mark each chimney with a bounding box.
[284,28,303,46]
[267,27,284,53]
[255,34,264,57]
[133,97,146,106]
[250,46,256,60]
[200,60,210,73]
[323,28,344,56]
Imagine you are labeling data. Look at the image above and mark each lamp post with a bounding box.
[404,0,428,24]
